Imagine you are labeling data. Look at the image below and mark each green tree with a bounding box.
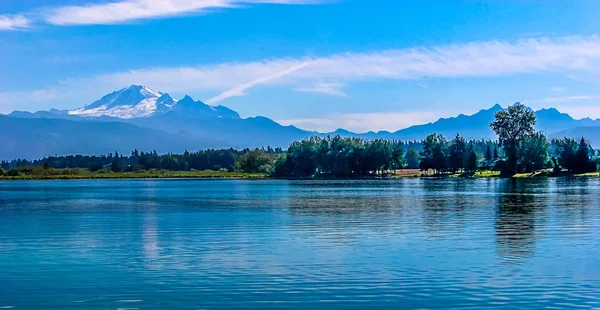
[285,137,321,177]
[364,139,393,175]
[420,133,448,174]
[390,140,405,172]
[485,145,493,161]
[519,131,549,172]
[493,147,499,160]
[551,138,578,171]
[111,152,123,172]
[465,149,478,173]
[573,137,595,173]
[490,103,536,176]
[449,134,467,173]
[405,148,420,169]
[234,149,274,173]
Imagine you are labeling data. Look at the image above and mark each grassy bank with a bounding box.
[1,168,598,181]
[393,169,599,179]
[0,169,267,180]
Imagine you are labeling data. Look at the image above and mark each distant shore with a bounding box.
[0,170,267,181]
[2,169,598,181]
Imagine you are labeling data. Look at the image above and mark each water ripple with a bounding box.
[0,178,598,309]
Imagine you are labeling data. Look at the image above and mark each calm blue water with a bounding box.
[0,178,599,309]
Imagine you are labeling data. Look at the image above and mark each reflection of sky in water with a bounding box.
[0,178,598,309]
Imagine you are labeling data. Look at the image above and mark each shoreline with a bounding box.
[2,170,598,181]
[0,170,267,181]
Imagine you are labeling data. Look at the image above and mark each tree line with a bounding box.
[1,103,598,178]
[272,103,598,177]
[1,148,284,176]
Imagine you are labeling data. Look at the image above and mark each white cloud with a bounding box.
[61,35,600,104]
[0,15,30,30]
[295,82,348,97]
[206,61,312,104]
[0,90,57,112]
[278,111,447,132]
[558,106,600,120]
[544,95,598,103]
[44,0,326,25]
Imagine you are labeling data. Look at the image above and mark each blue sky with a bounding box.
[2,0,600,132]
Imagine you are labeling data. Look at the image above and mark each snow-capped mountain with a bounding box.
[68,85,239,119]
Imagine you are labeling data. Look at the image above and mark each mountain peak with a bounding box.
[180,95,194,102]
[82,85,161,111]
[157,93,174,104]
[537,107,560,114]
[66,87,243,120]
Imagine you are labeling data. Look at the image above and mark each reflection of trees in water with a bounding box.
[285,180,413,242]
[420,179,497,236]
[495,179,548,263]
[421,180,464,234]
[551,178,593,225]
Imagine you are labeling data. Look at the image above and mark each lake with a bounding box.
[0,178,599,309]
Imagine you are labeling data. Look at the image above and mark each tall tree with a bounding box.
[519,131,550,172]
[573,137,594,173]
[551,138,578,171]
[405,148,420,169]
[420,133,448,174]
[449,134,467,173]
[111,151,123,172]
[465,148,478,173]
[490,103,536,176]
[485,145,493,161]
[390,140,405,172]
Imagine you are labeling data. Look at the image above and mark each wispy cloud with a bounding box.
[64,35,600,103]
[558,106,600,120]
[0,15,30,30]
[0,90,57,112]
[544,95,598,103]
[206,61,312,104]
[295,82,348,97]
[44,0,327,26]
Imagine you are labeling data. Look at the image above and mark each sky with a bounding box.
[2,0,600,132]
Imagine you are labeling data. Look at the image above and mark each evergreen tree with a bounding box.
[390,141,405,172]
[465,149,478,173]
[405,148,420,169]
[449,134,467,173]
[111,151,123,172]
[574,137,594,173]
[485,145,493,161]
[551,138,578,171]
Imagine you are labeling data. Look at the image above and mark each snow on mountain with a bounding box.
[68,85,238,119]
[69,85,163,118]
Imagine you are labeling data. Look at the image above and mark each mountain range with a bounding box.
[2,85,599,159]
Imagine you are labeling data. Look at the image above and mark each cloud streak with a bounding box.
[295,82,348,97]
[205,61,312,104]
[44,0,327,25]
[66,35,600,103]
[544,95,598,103]
[0,15,30,30]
